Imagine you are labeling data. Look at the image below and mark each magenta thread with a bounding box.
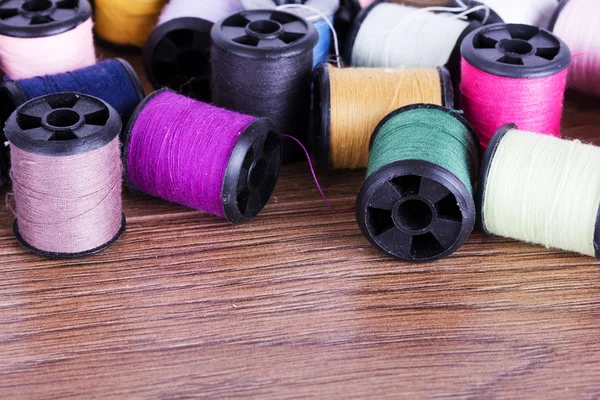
[126,91,256,218]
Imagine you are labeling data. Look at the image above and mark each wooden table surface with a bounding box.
[1,50,600,399]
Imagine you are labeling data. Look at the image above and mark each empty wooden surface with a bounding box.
[0,49,599,399]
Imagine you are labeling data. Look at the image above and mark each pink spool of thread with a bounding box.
[550,0,600,98]
[5,92,125,258]
[0,0,95,80]
[124,89,282,225]
[460,23,571,149]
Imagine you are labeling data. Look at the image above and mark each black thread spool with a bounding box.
[144,13,215,101]
[123,88,282,225]
[5,92,126,258]
[355,104,480,263]
[312,65,454,171]
[344,0,502,77]
[0,58,145,187]
[211,10,318,163]
[334,0,360,55]
[0,0,91,38]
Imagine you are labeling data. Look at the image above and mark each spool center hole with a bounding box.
[249,158,269,188]
[248,20,282,35]
[397,199,433,232]
[176,50,204,75]
[499,38,533,55]
[45,109,81,129]
[22,0,52,12]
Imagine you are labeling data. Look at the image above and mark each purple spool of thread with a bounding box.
[124,89,282,224]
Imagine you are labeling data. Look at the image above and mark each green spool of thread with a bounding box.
[356,104,480,263]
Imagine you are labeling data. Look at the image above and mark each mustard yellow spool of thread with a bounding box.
[94,0,168,48]
[313,64,453,170]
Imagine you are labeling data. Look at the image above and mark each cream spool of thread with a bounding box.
[550,0,600,98]
[313,64,454,170]
[478,124,600,258]
[5,92,126,258]
[344,0,500,71]
[93,0,167,49]
[0,0,95,80]
[143,0,244,101]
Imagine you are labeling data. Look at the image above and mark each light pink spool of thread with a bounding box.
[6,92,125,258]
[0,0,95,80]
[551,0,600,97]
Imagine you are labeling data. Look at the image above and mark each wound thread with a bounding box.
[480,126,600,258]
[552,0,600,98]
[315,64,450,170]
[125,89,281,225]
[347,2,484,69]
[5,92,125,258]
[356,104,479,262]
[211,10,318,163]
[94,0,167,48]
[0,1,95,79]
[460,23,571,148]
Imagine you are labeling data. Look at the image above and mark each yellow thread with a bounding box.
[328,65,443,169]
[94,0,167,48]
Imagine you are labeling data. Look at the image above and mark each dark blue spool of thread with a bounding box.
[0,58,145,187]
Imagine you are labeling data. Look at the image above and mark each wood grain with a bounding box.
[0,47,599,399]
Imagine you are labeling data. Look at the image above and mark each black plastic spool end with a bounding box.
[144,17,214,102]
[115,57,146,105]
[461,23,571,79]
[548,0,570,32]
[0,0,91,38]
[123,88,282,225]
[211,9,319,60]
[5,92,125,258]
[312,63,454,172]
[477,122,600,260]
[356,104,478,263]
[0,79,26,186]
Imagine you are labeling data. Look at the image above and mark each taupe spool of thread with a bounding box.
[5,92,126,258]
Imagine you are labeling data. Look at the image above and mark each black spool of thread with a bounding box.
[211,9,318,163]
[143,1,241,101]
[0,58,145,187]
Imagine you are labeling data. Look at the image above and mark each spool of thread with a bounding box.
[0,58,145,187]
[0,0,95,79]
[143,0,244,100]
[5,92,125,258]
[124,89,282,224]
[479,125,600,258]
[313,64,454,170]
[345,0,499,71]
[356,104,480,263]
[94,0,167,49]
[241,0,340,67]
[211,10,318,163]
[550,0,600,98]
[460,23,571,149]
[478,0,558,27]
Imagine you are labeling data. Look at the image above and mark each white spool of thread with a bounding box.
[551,0,600,98]
[479,125,600,258]
[478,0,559,27]
[348,2,485,68]
[158,0,243,25]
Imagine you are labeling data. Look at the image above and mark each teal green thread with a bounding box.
[368,107,478,194]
